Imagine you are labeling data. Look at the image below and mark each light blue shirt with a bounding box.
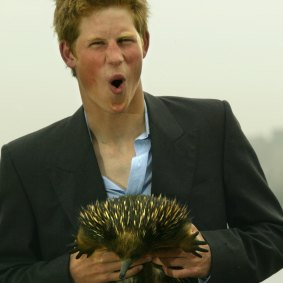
[103,102,152,198]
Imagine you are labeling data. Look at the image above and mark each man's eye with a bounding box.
[118,38,134,44]
[90,41,104,46]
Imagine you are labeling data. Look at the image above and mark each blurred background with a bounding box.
[0,1,282,281]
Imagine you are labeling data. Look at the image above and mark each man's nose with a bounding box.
[105,41,124,66]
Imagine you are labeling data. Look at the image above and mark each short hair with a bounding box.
[53,0,149,48]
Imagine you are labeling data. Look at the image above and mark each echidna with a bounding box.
[72,195,208,283]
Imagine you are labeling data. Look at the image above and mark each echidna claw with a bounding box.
[68,240,94,259]
[192,231,200,239]
[76,251,84,259]
[190,231,209,256]
[194,246,209,253]
[193,240,207,246]
[70,247,79,254]
[192,251,203,258]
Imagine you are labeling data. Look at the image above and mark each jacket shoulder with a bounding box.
[5,117,71,152]
[2,107,85,162]
[146,94,230,127]
[157,95,225,113]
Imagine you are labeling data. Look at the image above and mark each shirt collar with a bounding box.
[136,101,150,141]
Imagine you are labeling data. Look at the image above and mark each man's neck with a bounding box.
[85,96,145,145]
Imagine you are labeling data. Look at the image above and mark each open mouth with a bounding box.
[111,79,124,88]
[109,75,126,90]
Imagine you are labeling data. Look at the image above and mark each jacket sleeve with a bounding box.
[0,145,72,283]
[201,101,283,283]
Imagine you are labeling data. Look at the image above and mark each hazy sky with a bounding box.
[0,1,283,281]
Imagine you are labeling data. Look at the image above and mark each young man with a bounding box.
[0,1,283,282]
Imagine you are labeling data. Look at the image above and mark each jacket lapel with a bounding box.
[49,107,107,227]
[145,93,198,204]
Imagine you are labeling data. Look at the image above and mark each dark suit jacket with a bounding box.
[1,93,283,283]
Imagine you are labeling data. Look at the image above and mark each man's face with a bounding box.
[61,7,149,114]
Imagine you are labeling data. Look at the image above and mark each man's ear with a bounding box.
[59,41,77,68]
[142,31,150,58]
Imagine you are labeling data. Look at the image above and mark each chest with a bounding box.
[93,141,135,189]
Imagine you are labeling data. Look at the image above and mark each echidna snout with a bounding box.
[119,258,133,280]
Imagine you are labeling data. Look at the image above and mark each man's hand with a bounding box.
[70,248,150,283]
[152,224,211,279]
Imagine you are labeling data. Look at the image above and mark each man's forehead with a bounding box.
[78,8,138,37]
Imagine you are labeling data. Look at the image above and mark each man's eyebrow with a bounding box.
[87,36,104,41]
[119,32,137,37]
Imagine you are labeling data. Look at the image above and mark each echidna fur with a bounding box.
[72,195,208,283]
